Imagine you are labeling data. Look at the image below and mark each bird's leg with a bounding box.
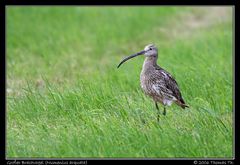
[163,106,166,116]
[155,102,160,122]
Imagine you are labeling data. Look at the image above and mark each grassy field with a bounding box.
[6,6,233,158]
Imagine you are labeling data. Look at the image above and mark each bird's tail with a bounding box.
[176,99,189,109]
[180,104,189,109]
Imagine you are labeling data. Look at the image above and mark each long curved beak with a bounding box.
[117,50,145,68]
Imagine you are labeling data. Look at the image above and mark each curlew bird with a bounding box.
[117,44,189,121]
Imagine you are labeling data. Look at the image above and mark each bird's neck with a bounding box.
[143,56,158,70]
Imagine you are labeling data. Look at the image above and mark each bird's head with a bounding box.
[143,44,158,57]
[117,44,158,68]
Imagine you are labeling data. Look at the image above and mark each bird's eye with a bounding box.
[149,48,152,50]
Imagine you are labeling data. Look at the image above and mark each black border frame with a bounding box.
[1,0,238,164]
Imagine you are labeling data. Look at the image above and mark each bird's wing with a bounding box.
[153,68,185,103]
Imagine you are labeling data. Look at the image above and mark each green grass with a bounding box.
[7,6,233,158]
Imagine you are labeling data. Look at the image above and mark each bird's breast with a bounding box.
[140,70,154,95]
[140,72,147,92]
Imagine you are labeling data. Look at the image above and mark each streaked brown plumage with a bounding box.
[117,44,189,121]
